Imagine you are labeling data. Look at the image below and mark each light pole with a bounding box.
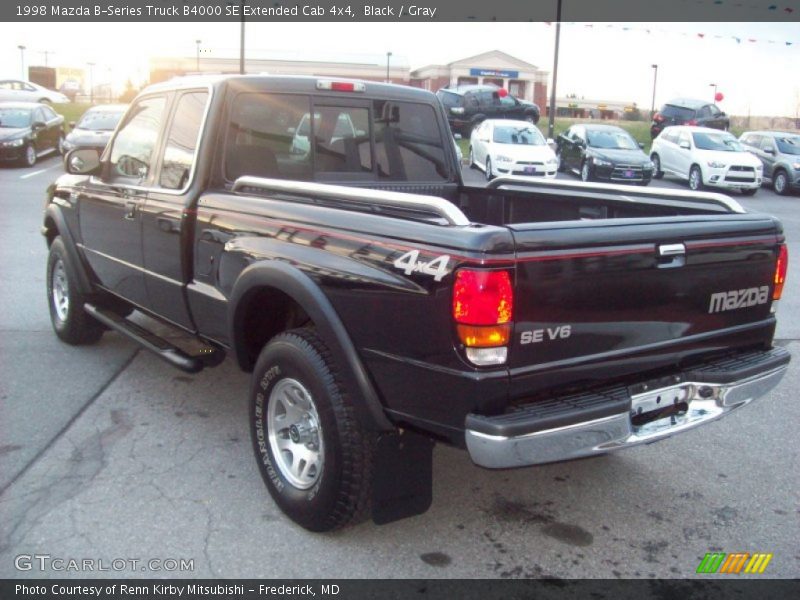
[709,83,717,102]
[386,52,392,83]
[650,64,658,118]
[195,39,202,73]
[547,0,562,140]
[41,50,54,67]
[18,45,26,80]
[239,0,245,74]
[87,62,95,104]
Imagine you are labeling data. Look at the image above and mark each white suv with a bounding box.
[650,126,762,195]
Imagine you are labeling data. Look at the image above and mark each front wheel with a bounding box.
[57,134,65,156]
[250,329,375,532]
[485,157,493,181]
[21,144,36,168]
[651,153,664,179]
[688,165,704,191]
[468,147,477,169]
[581,160,592,182]
[773,170,789,196]
[47,237,104,345]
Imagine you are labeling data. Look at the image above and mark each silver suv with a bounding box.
[739,131,800,195]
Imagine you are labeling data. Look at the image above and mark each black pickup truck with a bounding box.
[45,75,789,531]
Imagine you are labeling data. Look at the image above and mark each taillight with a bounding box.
[654,112,664,122]
[453,269,514,366]
[686,119,698,126]
[774,244,788,301]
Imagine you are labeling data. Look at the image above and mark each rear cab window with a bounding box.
[662,104,696,120]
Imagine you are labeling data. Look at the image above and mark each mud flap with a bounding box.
[372,430,434,525]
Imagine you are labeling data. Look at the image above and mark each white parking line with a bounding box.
[19,163,61,180]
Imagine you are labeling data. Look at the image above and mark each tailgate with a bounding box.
[508,214,782,375]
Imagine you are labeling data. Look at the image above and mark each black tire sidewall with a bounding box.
[250,335,345,530]
[24,144,36,168]
[485,157,492,181]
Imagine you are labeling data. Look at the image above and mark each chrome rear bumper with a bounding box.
[465,351,789,469]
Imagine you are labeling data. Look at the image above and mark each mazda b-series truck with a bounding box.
[44,75,789,531]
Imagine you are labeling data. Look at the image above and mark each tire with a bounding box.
[651,153,664,179]
[468,147,477,169]
[525,112,539,125]
[250,329,375,532]
[485,157,493,181]
[556,151,565,173]
[47,237,104,345]
[20,144,36,168]
[688,165,704,191]
[773,170,789,196]
[57,134,65,156]
[581,160,592,182]
[740,188,758,196]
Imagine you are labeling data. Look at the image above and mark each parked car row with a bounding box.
[739,131,800,195]
[0,101,126,168]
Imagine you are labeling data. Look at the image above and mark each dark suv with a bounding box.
[436,85,540,137]
[650,98,729,139]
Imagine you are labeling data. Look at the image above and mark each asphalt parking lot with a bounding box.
[1,155,798,579]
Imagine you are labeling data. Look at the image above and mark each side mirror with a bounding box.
[287,126,296,135]
[679,141,691,150]
[764,147,775,155]
[69,121,76,130]
[32,121,46,131]
[453,133,462,140]
[639,142,645,149]
[719,111,726,117]
[65,148,101,175]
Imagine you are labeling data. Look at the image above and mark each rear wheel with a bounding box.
[773,170,789,196]
[250,329,375,531]
[47,237,104,345]
[651,153,664,179]
[688,165,704,191]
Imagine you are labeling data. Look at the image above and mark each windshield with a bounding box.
[775,135,800,155]
[0,108,32,128]
[587,129,638,150]
[492,125,545,145]
[77,109,124,131]
[692,132,744,152]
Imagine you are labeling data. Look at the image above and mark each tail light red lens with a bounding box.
[686,119,698,126]
[654,113,664,122]
[774,244,788,300]
[453,269,513,326]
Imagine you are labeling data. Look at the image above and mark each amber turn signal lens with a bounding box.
[457,324,511,348]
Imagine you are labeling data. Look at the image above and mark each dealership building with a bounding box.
[149,49,548,108]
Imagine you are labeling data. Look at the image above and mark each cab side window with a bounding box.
[158,91,209,190]
[109,96,167,181]
[225,92,311,181]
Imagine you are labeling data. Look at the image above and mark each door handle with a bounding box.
[124,201,137,220]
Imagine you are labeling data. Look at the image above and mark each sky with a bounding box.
[0,21,798,117]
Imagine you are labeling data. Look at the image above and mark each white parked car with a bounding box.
[650,126,763,195]
[0,80,70,104]
[469,119,558,181]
